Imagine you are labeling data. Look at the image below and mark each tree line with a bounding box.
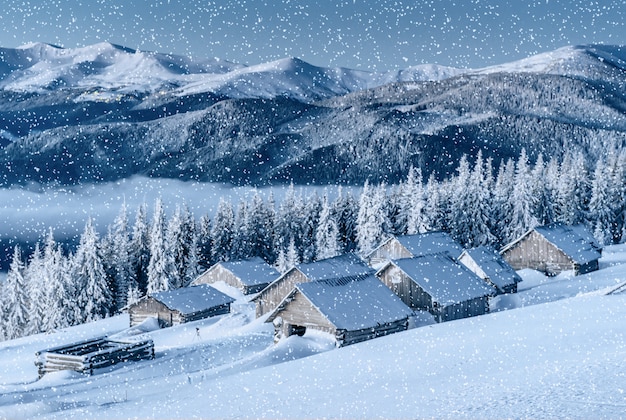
[1,147,625,341]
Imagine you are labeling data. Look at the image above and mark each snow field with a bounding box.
[0,246,625,419]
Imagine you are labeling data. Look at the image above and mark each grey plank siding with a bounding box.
[368,238,413,266]
[255,269,308,318]
[502,230,574,274]
[194,264,239,288]
[276,290,336,337]
[377,264,432,310]
[129,297,176,327]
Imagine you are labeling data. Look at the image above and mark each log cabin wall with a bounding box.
[377,264,433,311]
[502,231,574,275]
[277,291,336,337]
[255,269,308,318]
[368,239,413,266]
[129,297,176,327]
[194,264,240,289]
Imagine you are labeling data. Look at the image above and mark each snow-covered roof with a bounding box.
[534,224,602,265]
[460,246,522,290]
[395,232,465,258]
[387,254,497,305]
[219,257,279,287]
[295,275,413,331]
[298,253,373,281]
[151,284,235,315]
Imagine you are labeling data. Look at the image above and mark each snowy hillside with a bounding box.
[0,43,625,186]
[1,246,625,419]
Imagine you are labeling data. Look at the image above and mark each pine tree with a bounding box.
[315,195,341,260]
[492,158,516,244]
[231,198,252,260]
[72,217,112,323]
[332,187,358,253]
[41,229,71,331]
[196,214,213,269]
[588,158,614,245]
[130,203,150,296]
[509,150,539,243]
[3,246,29,340]
[147,198,174,293]
[24,243,45,335]
[211,198,235,262]
[106,202,134,311]
[166,204,199,289]
[275,184,304,255]
[356,182,389,257]
[404,166,427,235]
[422,173,443,233]
[301,192,322,263]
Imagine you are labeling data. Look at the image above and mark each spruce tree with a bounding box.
[211,198,235,262]
[72,217,112,323]
[4,246,29,340]
[147,198,174,293]
[130,203,150,296]
[315,195,341,261]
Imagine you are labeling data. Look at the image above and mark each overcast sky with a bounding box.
[0,0,623,71]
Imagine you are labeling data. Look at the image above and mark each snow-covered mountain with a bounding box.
[0,42,462,101]
[1,245,625,419]
[0,42,625,186]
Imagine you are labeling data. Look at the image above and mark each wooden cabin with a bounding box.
[266,275,412,347]
[366,232,464,267]
[459,246,522,294]
[128,284,235,327]
[252,253,373,318]
[376,254,497,323]
[192,257,279,295]
[500,223,602,276]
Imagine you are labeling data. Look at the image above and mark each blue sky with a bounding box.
[0,0,623,70]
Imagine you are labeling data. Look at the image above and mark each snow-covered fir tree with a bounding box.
[211,198,235,262]
[130,203,150,296]
[166,204,199,289]
[315,194,341,261]
[72,217,112,323]
[196,214,213,269]
[147,198,174,293]
[403,166,427,235]
[3,246,29,340]
[356,181,389,257]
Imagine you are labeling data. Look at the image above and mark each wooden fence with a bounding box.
[35,336,154,378]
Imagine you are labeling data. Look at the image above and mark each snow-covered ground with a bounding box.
[1,246,625,419]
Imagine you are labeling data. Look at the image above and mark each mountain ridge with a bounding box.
[0,43,625,186]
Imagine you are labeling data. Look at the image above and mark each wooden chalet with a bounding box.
[191,257,279,295]
[376,253,497,323]
[266,275,412,347]
[366,232,464,267]
[459,246,522,294]
[252,253,373,318]
[128,284,235,328]
[500,223,602,276]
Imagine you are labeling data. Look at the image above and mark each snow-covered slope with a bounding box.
[0,42,462,101]
[1,247,625,419]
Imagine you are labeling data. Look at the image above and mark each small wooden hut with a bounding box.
[459,246,522,294]
[376,253,497,323]
[128,284,235,327]
[252,253,373,318]
[366,232,464,267]
[266,275,412,347]
[35,337,154,378]
[500,223,602,276]
[192,257,279,295]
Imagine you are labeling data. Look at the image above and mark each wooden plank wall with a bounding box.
[502,231,573,274]
[368,239,413,265]
[255,269,308,318]
[377,264,433,311]
[277,291,336,337]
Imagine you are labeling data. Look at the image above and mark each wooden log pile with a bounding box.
[35,336,155,378]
